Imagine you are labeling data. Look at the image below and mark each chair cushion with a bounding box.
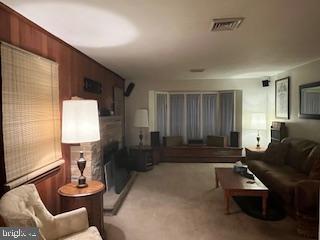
[263,142,289,165]
[60,226,102,240]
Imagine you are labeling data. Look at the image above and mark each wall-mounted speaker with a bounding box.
[230,131,240,147]
[150,132,160,147]
[125,82,135,97]
[262,80,270,87]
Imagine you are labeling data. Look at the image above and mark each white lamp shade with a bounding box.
[62,100,100,143]
[250,113,267,130]
[134,109,149,128]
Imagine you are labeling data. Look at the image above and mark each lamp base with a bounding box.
[77,151,88,188]
[77,175,88,188]
[139,128,143,147]
[256,135,261,149]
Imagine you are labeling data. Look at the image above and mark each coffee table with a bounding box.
[215,167,269,216]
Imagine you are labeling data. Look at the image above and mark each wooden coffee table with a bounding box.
[215,167,269,216]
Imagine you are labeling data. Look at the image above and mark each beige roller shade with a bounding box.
[1,42,62,184]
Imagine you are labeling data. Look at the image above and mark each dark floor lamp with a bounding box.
[62,99,100,188]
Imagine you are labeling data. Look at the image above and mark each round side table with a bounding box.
[58,180,105,236]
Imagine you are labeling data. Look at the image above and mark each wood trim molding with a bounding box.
[0,2,125,82]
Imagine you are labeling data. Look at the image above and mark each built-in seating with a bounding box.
[207,135,228,147]
[163,136,183,146]
[161,136,242,163]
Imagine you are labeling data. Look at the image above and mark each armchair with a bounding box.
[0,184,102,240]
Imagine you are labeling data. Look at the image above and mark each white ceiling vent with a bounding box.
[211,18,244,31]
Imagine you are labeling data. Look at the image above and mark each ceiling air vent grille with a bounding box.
[211,18,244,31]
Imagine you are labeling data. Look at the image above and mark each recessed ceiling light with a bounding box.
[190,68,205,73]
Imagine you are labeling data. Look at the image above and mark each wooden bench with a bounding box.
[160,145,244,163]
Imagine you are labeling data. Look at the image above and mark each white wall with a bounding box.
[125,78,270,147]
[268,59,320,143]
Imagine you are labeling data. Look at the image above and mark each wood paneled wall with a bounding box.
[0,3,125,214]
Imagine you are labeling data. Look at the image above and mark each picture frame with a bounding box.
[299,81,320,119]
[275,77,290,119]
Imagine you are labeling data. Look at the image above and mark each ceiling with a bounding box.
[3,0,320,81]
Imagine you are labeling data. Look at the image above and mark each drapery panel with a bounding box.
[156,93,167,141]
[1,42,62,184]
[220,92,234,140]
[202,94,218,137]
[170,94,184,136]
[186,94,201,139]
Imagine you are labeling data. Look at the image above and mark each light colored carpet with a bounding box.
[104,163,310,240]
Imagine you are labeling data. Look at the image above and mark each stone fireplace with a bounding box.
[70,116,123,187]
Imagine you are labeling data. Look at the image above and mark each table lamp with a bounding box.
[134,109,149,146]
[62,100,100,188]
[250,113,266,149]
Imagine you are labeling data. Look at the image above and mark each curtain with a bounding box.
[170,94,184,136]
[156,93,167,140]
[202,94,218,138]
[220,92,234,138]
[186,94,201,140]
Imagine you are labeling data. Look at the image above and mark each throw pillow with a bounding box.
[263,142,289,165]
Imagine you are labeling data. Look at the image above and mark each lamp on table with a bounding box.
[250,113,266,149]
[62,99,100,188]
[134,109,149,147]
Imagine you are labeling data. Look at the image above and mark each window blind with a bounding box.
[1,42,62,184]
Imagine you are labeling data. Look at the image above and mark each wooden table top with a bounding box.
[58,180,105,197]
[215,168,268,191]
[245,147,267,152]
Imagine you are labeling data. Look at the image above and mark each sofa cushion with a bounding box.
[247,160,308,205]
[308,146,320,179]
[263,142,289,165]
[263,166,307,205]
[282,138,317,172]
[247,160,273,180]
[163,136,183,146]
[207,136,227,147]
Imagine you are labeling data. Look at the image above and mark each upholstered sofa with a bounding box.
[246,138,320,238]
[0,184,103,240]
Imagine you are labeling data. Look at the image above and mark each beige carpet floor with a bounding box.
[104,163,311,240]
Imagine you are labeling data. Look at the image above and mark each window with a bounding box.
[152,91,235,143]
[1,42,62,187]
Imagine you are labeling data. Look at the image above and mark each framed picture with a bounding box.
[275,77,290,119]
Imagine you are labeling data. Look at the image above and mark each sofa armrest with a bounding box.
[295,180,320,218]
[54,207,89,238]
[245,150,265,161]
